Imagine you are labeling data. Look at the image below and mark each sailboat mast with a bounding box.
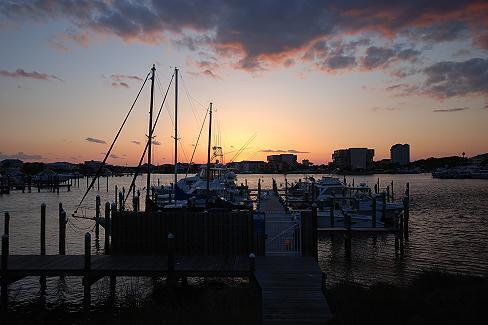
[206,102,213,201]
[146,64,156,208]
[174,67,178,198]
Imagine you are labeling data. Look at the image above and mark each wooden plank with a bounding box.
[255,256,330,325]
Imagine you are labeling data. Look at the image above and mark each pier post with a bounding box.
[391,181,394,201]
[40,203,46,294]
[106,176,109,192]
[133,195,138,212]
[249,253,255,282]
[40,204,46,255]
[399,211,404,255]
[104,202,111,254]
[330,200,335,227]
[1,234,9,309]
[377,178,380,193]
[372,197,377,228]
[95,195,100,239]
[28,176,32,193]
[114,185,118,210]
[381,192,386,222]
[83,232,91,308]
[386,185,390,203]
[344,212,352,259]
[119,192,124,211]
[86,176,88,188]
[403,196,409,240]
[167,233,175,288]
[311,204,318,261]
[59,209,66,255]
[394,215,399,255]
[3,212,9,236]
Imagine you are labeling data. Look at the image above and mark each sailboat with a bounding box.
[154,101,252,209]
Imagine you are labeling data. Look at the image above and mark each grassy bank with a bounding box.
[326,271,488,325]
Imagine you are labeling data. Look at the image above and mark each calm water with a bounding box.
[1,173,487,307]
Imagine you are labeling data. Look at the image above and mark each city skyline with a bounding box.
[1,1,487,165]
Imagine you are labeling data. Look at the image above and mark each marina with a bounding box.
[1,3,487,322]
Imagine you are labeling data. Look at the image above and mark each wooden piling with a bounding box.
[106,176,109,192]
[167,233,175,288]
[403,196,409,240]
[95,195,100,239]
[40,203,46,294]
[114,185,118,209]
[344,213,352,259]
[119,192,124,211]
[391,180,394,201]
[311,204,318,261]
[330,201,335,227]
[381,192,386,221]
[249,252,255,279]
[372,197,377,228]
[83,232,91,308]
[386,185,390,203]
[40,204,46,255]
[1,234,8,309]
[59,209,66,255]
[104,202,111,254]
[3,212,9,236]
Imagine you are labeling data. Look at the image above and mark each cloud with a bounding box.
[0,151,42,160]
[131,140,141,145]
[109,154,119,159]
[1,1,485,72]
[362,46,419,70]
[371,106,400,112]
[85,137,106,144]
[111,74,143,82]
[152,140,161,145]
[422,58,488,98]
[111,81,129,88]
[109,74,142,88]
[433,107,470,112]
[48,30,90,51]
[260,149,309,154]
[0,68,63,82]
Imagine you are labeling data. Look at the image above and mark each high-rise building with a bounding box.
[390,144,410,166]
[332,148,374,171]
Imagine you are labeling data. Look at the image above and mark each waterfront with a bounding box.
[1,173,487,308]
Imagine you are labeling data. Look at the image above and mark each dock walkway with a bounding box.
[255,256,330,324]
[256,191,331,324]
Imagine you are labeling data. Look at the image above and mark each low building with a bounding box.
[235,160,266,173]
[267,154,298,172]
[332,148,374,171]
[390,144,410,166]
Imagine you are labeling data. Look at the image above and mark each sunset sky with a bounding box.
[0,1,487,165]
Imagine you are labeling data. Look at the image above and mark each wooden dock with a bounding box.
[255,191,330,324]
[2,202,332,323]
[3,255,250,278]
[255,256,330,324]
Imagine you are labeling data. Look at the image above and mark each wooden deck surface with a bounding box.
[3,255,249,277]
[258,191,287,213]
[255,256,330,324]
